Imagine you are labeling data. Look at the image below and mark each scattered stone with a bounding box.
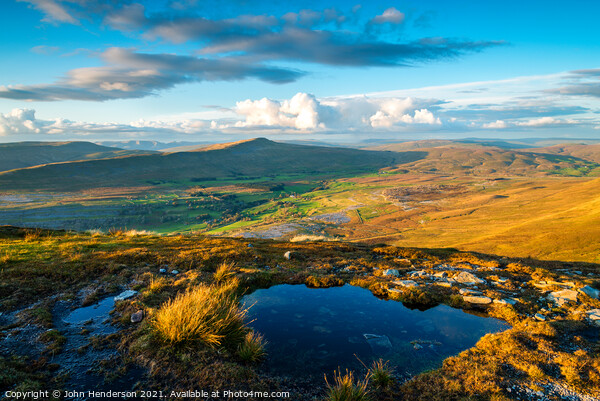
[171,270,179,275]
[435,281,452,288]
[413,343,423,350]
[409,270,430,278]
[159,268,167,274]
[459,288,482,296]
[388,288,403,295]
[547,289,578,306]
[313,326,332,334]
[534,313,546,321]
[130,310,144,323]
[247,244,253,248]
[434,272,448,278]
[393,280,419,288]
[463,295,492,305]
[454,271,485,285]
[363,334,393,354]
[585,310,600,326]
[493,298,517,306]
[579,285,600,299]
[284,251,292,260]
[114,290,137,301]
[382,269,399,277]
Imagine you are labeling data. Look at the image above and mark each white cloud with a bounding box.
[0,109,42,136]
[514,117,573,127]
[483,120,508,129]
[371,8,405,24]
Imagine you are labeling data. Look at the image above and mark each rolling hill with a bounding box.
[0,141,156,172]
[0,138,407,191]
[375,143,600,176]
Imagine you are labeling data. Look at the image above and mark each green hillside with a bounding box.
[0,141,156,172]
[0,138,408,191]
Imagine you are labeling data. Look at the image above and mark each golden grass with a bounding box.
[153,279,248,347]
[213,261,236,283]
[236,331,266,363]
[325,369,371,401]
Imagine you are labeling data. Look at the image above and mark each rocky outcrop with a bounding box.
[463,295,492,305]
[547,290,578,306]
[454,271,485,285]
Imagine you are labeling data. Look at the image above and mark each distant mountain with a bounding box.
[0,138,407,191]
[393,146,598,176]
[0,141,156,172]
[96,140,210,151]
[369,139,532,151]
[525,143,600,163]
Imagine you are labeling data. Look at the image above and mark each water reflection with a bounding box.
[242,284,508,378]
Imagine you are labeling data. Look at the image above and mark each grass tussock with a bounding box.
[325,369,371,401]
[368,359,394,389]
[214,261,236,283]
[153,279,248,348]
[236,331,267,364]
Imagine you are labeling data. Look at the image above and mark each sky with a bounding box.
[1,0,600,143]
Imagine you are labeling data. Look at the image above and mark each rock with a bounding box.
[435,281,452,288]
[171,270,179,275]
[383,269,399,277]
[114,290,137,301]
[159,268,167,274]
[393,280,419,288]
[547,289,578,306]
[434,272,448,278]
[579,285,600,299]
[454,271,485,285]
[463,295,492,305]
[459,288,482,296]
[363,334,393,354]
[493,298,517,306]
[130,310,144,323]
[586,309,600,326]
[313,326,332,334]
[247,244,253,248]
[388,288,403,295]
[534,313,546,321]
[284,251,292,260]
[408,270,431,278]
[413,343,423,350]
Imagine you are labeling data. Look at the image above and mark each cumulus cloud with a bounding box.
[0,109,43,135]
[482,120,508,129]
[232,93,442,131]
[370,8,405,25]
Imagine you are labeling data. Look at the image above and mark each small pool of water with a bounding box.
[63,297,115,326]
[242,284,508,379]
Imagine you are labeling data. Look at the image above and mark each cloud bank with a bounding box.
[4,1,504,102]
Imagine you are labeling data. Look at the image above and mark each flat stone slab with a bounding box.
[547,289,578,306]
[114,290,138,301]
[393,280,419,288]
[534,313,546,321]
[493,298,517,306]
[382,269,399,277]
[454,271,485,285]
[586,309,600,321]
[463,295,492,305]
[579,285,600,299]
[363,333,392,354]
[459,288,482,296]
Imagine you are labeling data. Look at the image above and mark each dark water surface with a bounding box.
[242,284,508,379]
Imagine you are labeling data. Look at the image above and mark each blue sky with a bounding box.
[1,0,599,142]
